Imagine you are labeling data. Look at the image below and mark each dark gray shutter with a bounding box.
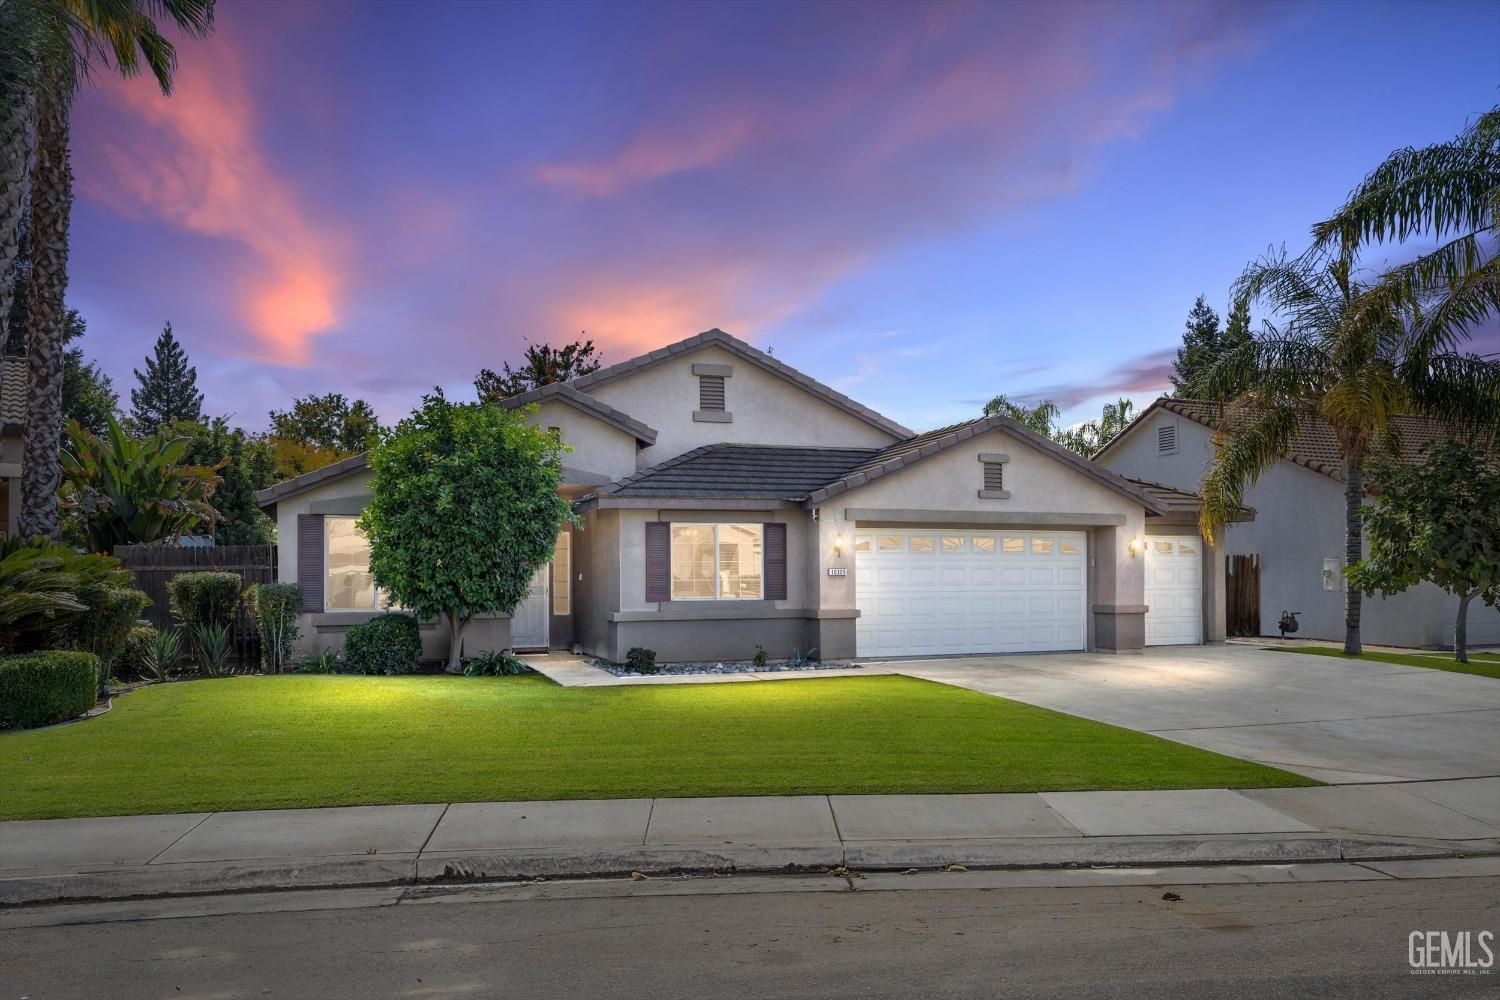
[645,522,671,602]
[764,522,787,601]
[297,514,325,612]
[983,462,1004,491]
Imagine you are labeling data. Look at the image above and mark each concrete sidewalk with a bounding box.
[4,778,1497,906]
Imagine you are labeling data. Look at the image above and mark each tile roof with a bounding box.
[254,452,369,509]
[562,328,914,440]
[1,353,26,429]
[1097,397,1480,483]
[590,444,881,501]
[1125,477,1254,521]
[497,382,658,445]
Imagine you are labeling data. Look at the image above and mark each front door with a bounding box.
[511,564,550,650]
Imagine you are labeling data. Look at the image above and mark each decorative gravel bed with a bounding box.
[595,659,861,678]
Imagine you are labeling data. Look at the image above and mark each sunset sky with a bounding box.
[69,0,1498,433]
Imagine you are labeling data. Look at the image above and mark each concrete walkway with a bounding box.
[4,778,1497,905]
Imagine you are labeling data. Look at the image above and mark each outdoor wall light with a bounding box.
[833,531,846,557]
[1127,534,1144,557]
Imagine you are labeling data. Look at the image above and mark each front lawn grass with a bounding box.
[1268,645,1500,681]
[0,674,1316,820]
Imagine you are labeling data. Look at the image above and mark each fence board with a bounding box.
[1226,553,1260,638]
[113,544,278,668]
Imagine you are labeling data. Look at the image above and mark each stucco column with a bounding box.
[809,509,858,660]
[1203,534,1227,643]
[1090,511,1147,653]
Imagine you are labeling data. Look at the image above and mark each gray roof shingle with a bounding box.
[591,444,881,501]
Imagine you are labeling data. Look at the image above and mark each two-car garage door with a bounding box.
[855,529,1087,657]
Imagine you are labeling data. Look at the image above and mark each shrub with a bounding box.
[462,649,529,676]
[115,623,158,680]
[343,613,422,675]
[141,628,182,681]
[168,572,242,632]
[67,582,149,690]
[194,623,233,677]
[293,649,340,674]
[245,583,301,674]
[0,537,134,654]
[0,651,98,729]
[625,647,657,674]
[752,644,768,668]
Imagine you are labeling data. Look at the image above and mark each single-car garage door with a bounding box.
[855,529,1087,657]
[1145,535,1202,645]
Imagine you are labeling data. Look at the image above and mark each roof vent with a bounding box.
[1157,423,1178,455]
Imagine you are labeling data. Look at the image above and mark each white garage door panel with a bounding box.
[855,530,1087,657]
[1145,535,1202,646]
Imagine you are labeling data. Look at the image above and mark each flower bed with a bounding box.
[596,659,860,678]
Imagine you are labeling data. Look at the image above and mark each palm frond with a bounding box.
[1199,402,1301,544]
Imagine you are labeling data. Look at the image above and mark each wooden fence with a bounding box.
[113,544,278,667]
[1226,553,1260,638]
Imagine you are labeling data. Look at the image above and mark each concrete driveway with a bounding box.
[890,644,1500,784]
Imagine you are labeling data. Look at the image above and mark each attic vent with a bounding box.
[699,375,726,411]
[983,462,1005,491]
[1157,423,1178,454]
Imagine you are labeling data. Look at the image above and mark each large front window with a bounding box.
[325,516,385,611]
[670,523,763,600]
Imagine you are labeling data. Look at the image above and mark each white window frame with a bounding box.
[323,515,385,612]
[669,522,765,601]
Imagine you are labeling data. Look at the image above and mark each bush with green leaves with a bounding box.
[245,583,301,674]
[462,649,529,676]
[625,647,657,674]
[0,651,98,729]
[0,537,135,655]
[342,613,423,675]
[293,649,340,674]
[168,572,242,632]
[358,392,575,673]
[67,581,149,691]
[116,623,158,679]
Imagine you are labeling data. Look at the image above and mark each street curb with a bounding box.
[1,835,1488,907]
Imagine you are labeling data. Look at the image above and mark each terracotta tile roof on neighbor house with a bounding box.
[587,444,881,501]
[562,328,915,440]
[1102,397,1480,483]
[1,353,26,429]
[1125,477,1255,522]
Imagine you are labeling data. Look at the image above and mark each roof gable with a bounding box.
[563,328,913,440]
[498,382,657,445]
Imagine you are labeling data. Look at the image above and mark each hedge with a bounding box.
[0,651,99,729]
[167,572,242,632]
[343,613,423,675]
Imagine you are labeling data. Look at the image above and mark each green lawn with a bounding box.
[1268,645,1500,680]
[0,674,1316,821]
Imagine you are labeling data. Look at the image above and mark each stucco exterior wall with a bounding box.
[815,427,1150,653]
[1098,410,1500,649]
[524,399,639,482]
[585,344,902,466]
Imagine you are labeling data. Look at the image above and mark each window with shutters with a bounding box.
[324,516,386,611]
[698,374,726,411]
[1157,422,1178,454]
[670,523,763,600]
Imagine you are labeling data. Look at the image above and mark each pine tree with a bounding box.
[130,322,203,434]
[1169,295,1223,396]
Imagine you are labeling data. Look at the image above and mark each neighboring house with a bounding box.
[0,353,24,536]
[257,329,1242,663]
[1094,397,1500,650]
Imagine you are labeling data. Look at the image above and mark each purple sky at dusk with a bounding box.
[69,0,1499,433]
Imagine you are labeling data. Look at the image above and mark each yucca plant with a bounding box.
[141,628,182,681]
[59,415,222,552]
[193,621,232,677]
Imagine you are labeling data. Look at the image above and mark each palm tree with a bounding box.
[1311,106,1498,354]
[982,394,1060,436]
[1057,397,1135,457]
[1197,246,1500,655]
[12,0,214,539]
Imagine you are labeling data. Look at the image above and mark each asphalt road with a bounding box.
[3,876,1496,999]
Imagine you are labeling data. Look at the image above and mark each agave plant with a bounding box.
[60,415,222,552]
[141,628,182,681]
[193,622,233,677]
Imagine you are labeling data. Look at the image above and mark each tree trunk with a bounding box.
[0,70,35,346]
[445,611,467,674]
[1454,591,1473,664]
[1342,453,1363,656]
[17,54,71,540]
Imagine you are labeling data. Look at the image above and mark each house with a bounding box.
[1094,397,1500,650]
[0,352,24,536]
[256,329,1243,663]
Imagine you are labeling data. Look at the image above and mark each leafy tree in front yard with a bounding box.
[359,391,575,673]
[474,336,603,402]
[60,415,222,552]
[167,417,277,545]
[1347,439,1500,663]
